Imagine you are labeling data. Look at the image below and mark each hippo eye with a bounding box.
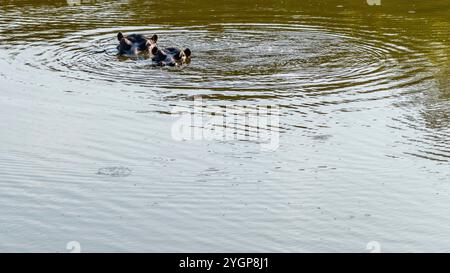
[120,39,132,50]
[174,52,184,61]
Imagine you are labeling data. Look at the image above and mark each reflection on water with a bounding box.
[0,0,449,252]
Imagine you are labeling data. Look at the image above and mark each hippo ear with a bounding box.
[152,46,159,55]
[117,32,124,41]
[184,48,192,58]
[151,34,158,43]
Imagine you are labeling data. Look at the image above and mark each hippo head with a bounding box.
[151,46,192,67]
[117,32,158,56]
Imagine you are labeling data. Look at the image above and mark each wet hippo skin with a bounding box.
[117,32,158,56]
[151,46,192,67]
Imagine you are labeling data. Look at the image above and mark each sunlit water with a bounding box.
[0,0,449,252]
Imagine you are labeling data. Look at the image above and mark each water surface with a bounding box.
[0,0,449,252]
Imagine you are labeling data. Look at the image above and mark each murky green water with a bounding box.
[0,0,449,252]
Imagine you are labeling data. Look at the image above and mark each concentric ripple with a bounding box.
[2,5,447,161]
[8,23,433,101]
